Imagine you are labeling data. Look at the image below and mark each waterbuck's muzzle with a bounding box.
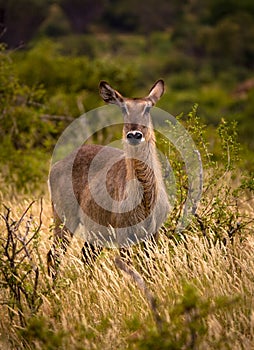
[126,131,144,145]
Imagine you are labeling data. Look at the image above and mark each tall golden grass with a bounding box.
[0,187,253,350]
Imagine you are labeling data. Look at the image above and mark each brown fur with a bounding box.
[47,80,170,277]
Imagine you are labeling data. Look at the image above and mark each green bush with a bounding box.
[164,106,253,245]
[0,44,56,191]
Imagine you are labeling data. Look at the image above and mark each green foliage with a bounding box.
[20,316,65,350]
[164,105,253,246]
[0,44,60,191]
[132,283,236,350]
[0,28,254,189]
[14,39,140,96]
[217,119,240,169]
[38,4,72,37]
[202,13,254,68]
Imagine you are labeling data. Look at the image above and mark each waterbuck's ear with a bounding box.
[99,81,124,106]
[147,79,164,105]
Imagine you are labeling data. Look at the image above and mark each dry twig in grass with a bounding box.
[0,200,43,327]
[114,255,163,331]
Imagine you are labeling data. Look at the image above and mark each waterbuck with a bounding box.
[47,80,170,277]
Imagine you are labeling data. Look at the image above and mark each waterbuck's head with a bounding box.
[99,80,164,146]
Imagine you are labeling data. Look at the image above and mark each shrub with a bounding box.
[0,44,58,191]
[165,105,253,245]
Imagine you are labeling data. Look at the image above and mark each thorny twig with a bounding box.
[0,199,43,326]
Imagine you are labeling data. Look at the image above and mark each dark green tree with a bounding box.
[59,0,108,33]
[0,0,50,47]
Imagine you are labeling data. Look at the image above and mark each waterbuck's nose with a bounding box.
[126,131,143,145]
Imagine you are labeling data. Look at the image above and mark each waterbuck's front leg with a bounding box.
[47,209,73,279]
[47,208,103,279]
[81,242,103,265]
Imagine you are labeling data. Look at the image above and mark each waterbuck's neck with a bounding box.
[98,79,166,218]
[124,139,161,213]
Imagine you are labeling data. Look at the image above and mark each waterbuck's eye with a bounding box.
[143,106,151,115]
[121,105,129,115]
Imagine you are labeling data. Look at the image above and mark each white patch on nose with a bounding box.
[127,130,145,142]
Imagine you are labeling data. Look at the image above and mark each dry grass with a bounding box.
[0,189,253,350]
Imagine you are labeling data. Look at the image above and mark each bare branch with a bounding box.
[40,114,74,122]
[14,201,35,231]
[114,255,162,331]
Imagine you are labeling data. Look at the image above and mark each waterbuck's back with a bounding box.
[49,144,127,234]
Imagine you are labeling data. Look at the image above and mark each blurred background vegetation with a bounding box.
[0,0,254,191]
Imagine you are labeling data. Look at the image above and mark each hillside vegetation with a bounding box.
[1,0,254,189]
[1,35,254,191]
